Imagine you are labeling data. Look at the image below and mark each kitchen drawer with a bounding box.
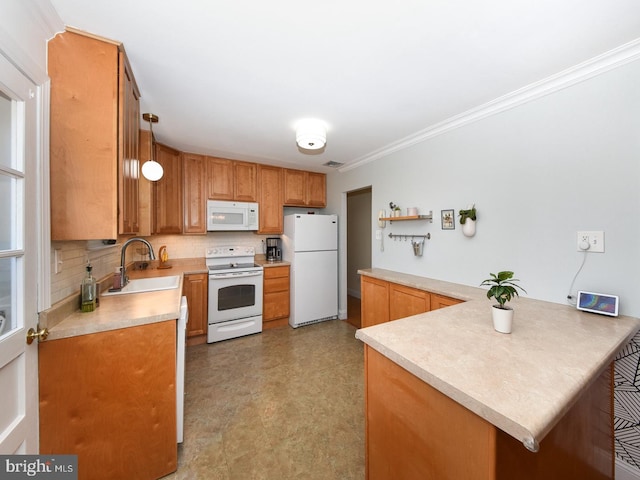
[264,276,289,294]
[264,265,289,279]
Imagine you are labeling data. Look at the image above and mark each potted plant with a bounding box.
[389,202,402,217]
[480,271,526,334]
[459,204,477,237]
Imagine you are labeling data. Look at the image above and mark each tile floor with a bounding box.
[164,316,365,479]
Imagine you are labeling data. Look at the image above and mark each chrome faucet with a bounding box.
[119,238,156,288]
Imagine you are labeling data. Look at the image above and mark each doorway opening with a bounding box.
[346,186,372,328]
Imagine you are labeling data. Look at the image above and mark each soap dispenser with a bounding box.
[81,263,97,312]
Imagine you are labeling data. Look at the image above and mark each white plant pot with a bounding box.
[492,305,514,334]
[462,219,476,237]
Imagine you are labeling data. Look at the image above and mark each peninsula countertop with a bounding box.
[355,268,640,450]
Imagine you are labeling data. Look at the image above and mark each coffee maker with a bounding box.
[266,237,282,262]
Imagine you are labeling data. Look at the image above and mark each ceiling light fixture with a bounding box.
[141,113,163,181]
[296,119,327,150]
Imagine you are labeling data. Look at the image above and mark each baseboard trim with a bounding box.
[617,458,640,480]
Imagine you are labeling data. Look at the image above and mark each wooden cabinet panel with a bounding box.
[361,276,390,328]
[263,265,290,327]
[365,346,497,479]
[283,169,306,206]
[49,30,131,240]
[389,283,430,320]
[138,129,153,236]
[118,51,140,235]
[283,169,327,207]
[207,157,234,200]
[264,291,290,321]
[234,161,257,202]
[258,165,284,234]
[365,346,614,480]
[431,293,463,310]
[183,273,208,339]
[182,153,206,234]
[39,321,177,480]
[153,143,183,234]
[206,157,257,202]
[361,276,464,326]
[306,171,327,207]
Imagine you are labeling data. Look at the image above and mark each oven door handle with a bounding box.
[209,271,263,279]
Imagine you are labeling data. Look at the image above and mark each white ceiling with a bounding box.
[49,0,640,172]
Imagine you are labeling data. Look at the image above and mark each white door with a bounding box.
[0,52,40,453]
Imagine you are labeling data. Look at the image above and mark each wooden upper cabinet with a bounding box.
[153,143,183,234]
[283,169,306,205]
[207,157,257,202]
[283,169,327,207]
[207,157,234,200]
[182,153,207,234]
[118,52,140,235]
[234,161,258,202]
[257,165,284,234]
[49,29,140,240]
[138,129,153,236]
[306,172,327,207]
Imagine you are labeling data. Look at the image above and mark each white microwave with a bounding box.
[207,200,259,231]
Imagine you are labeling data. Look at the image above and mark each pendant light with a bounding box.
[141,113,163,181]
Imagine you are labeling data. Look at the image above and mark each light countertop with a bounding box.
[41,259,206,341]
[355,268,640,451]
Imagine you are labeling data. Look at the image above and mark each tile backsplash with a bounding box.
[50,232,275,305]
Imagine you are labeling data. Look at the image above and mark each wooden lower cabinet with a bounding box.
[431,293,463,310]
[39,321,177,480]
[389,283,430,320]
[361,276,390,328]
[365,346,613,479]
[362,276,461,327]
[263,265,290,328]
[183,272,208,345]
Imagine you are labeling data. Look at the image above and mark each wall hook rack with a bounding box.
[388,233,431,241]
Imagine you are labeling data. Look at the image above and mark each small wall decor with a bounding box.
[459,204,477,237]
[389,202,402,217]
[441,209,455,230]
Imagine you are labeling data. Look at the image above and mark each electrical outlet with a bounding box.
[577,231,604,253]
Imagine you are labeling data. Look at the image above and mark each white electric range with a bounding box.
[205,246,264,343]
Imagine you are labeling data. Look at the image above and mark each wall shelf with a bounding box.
[380,213,432,222]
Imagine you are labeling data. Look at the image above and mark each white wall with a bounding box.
[326,58,640,318]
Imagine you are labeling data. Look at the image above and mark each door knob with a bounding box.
[26,326,49,344]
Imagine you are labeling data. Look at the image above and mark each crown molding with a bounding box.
[0,1,64,85]
[339,38,640,173]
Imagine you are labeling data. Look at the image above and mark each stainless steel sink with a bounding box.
[102,275,180,296]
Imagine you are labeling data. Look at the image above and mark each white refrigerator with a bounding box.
[283,213,338,328]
